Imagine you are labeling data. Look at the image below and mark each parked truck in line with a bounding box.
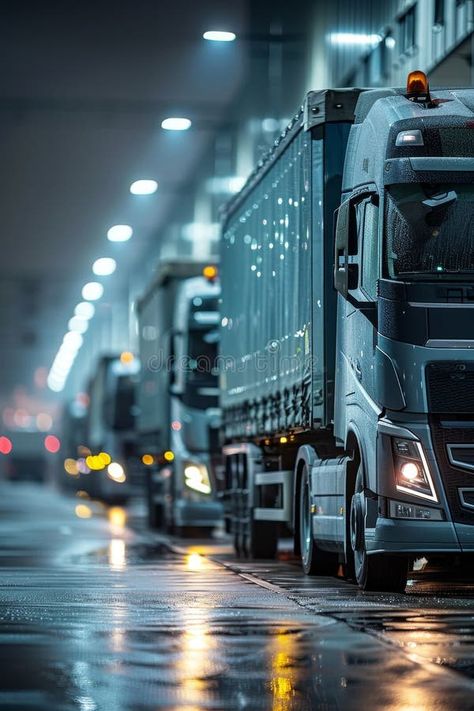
[85,354,140,502]
[136,260,223,533]
[220,71,474,591]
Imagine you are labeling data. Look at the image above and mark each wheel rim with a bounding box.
[300,476,311,566]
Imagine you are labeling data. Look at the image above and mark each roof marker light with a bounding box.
[396,129,424,147]
[406,70,431,103]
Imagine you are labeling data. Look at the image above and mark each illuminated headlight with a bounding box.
[184,462,212,494]
[392,438,437,502]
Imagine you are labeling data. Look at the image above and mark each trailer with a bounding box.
[220,72,474,591]
[136,261,223,533]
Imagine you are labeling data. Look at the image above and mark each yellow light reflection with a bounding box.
[179,609,216,706]
[75,503,92,519]
[108,506,127,529]
[186,552,203,571]
[109,538,126,570]
[270,631,297,711]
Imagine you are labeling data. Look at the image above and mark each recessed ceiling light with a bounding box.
[107,224,133,242]
[130,179,158,195]
[92,257,116,276]
[161,117,192,131]
[74,302,95,320]
[82,282,104,301]
[203,30,236,42]
[62,331,83,351]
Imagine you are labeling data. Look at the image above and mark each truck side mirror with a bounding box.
[334,197,358,298]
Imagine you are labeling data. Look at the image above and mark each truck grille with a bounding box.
[429,417,474,525]
[426,362,474,414]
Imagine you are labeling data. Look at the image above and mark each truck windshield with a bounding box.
[385,183,474,279]
[184,326,219,408]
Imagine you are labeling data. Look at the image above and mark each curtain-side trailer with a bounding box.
[220,73,474,591]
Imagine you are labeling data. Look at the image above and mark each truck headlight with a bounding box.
[184,462,211,495]
[392,438,437,502]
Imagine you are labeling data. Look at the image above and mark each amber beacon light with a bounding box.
[406,70,431,102]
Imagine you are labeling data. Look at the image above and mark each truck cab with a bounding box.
[138,265,223,533]
[334,74,474,588]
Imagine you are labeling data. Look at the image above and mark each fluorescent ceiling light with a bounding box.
[68,316,88,334]
[329,32,382,46]
[74,302,95,319]
[161,117,192,131]
[203,30,236,42]
[92,257,116,276]
[107,224,133,242]
[82,282,104,301]
[130,179,158,195]
[206,175,246,195]
[63,331,83,350]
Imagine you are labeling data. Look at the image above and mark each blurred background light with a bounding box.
[92,257,116,276]
[62,331,83,351]
[107,224,133,242]
[82,282,104,301]
[130,179,158,195]
[68,316,89,334]
[36,413,53,432]
[74,302,95,320]
[0,436,13,455]
[203,30,236,42]
[161,117,192,131]
[44,435,61,453]
[329,32,382,46]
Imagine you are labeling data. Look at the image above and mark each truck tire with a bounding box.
[299,464,339,576]
[245,519,278,559]
[350,465,408,592]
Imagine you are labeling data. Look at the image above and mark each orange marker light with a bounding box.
[142,454,154,466]
[406,70,430,102]
[203,265,218,280]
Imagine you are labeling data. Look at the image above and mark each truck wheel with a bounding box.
[245,520,278,559]
[299,464,339,576]
[350,465,408,592]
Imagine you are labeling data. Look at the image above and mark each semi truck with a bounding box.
[85,354,139,502]
[136,260,223,533]
[220,71,474,591]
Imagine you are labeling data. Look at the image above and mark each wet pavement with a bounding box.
[0,483,473,710]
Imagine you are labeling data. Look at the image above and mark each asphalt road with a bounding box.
[0,483,473,710]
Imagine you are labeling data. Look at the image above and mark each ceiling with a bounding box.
[0,0,247,411]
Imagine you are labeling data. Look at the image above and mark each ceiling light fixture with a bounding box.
[107,224,133,242]
[203,30,236,42]
[74,302,95,320]
[82,281,104,301]
[161,117,192,131]
[130,179,158,195]
[92,257,116,276]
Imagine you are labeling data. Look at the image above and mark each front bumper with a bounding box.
[366,517,461,555]
[174,499,223,528]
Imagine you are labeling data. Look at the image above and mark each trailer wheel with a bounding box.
[299,464,338,576]
[350,465,408,592]
[244,519,278,559]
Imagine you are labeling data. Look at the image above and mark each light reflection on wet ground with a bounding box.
[0,484,473,710]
